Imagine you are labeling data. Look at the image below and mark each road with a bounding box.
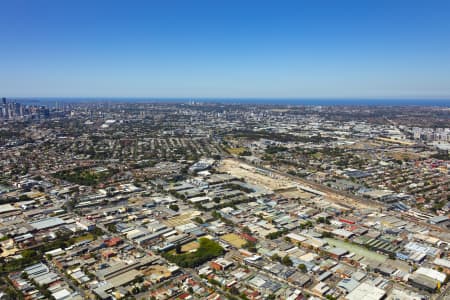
[96,222,230,299]
[231,157,448,233]
[242,262,326,300]
[232,156,380,209]
[47,259,87,299]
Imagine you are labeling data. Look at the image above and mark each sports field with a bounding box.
[181,241,200,252]
[221,233,247,248]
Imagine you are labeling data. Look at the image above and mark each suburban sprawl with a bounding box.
[0,99,449,300]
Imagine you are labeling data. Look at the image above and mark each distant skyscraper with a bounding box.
[2,97,6,105]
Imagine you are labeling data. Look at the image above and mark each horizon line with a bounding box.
[7,96,450,101]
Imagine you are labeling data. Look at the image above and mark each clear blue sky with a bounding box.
[1,0,450,99]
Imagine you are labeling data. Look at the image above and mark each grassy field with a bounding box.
[221,233,247,248]
[53,167,114,186]
[73,233,95,243]
[386,151,422,161]
[181,241,200,252]
[226,147,249,155]
[163,238,224,268]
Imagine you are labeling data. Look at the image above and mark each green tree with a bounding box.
[242,226,251,234]
[193,217,204,224]
[21,249,37,259]
[106,224,117,233]
[169,204,179,212]
[271,254,281,262]
[19,194,31,201]
[243,241,257,253]
[282,255,293,266]
[298,263,307,273]
[163,238,224,268]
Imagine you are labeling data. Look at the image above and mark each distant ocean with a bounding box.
[11,97,450,107]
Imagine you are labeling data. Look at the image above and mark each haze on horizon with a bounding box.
[1,0,450,100]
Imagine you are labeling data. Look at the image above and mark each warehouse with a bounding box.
[0,203,20,215]
[345,282,386,300]
[408,273,439,293]
[428,215,449,225]
[28,217,66,231]
[107,269,143,288]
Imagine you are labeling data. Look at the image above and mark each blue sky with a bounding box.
[1,0,450,99]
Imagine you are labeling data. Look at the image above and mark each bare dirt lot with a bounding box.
[218,158,376,210]
[218,159,294,191]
